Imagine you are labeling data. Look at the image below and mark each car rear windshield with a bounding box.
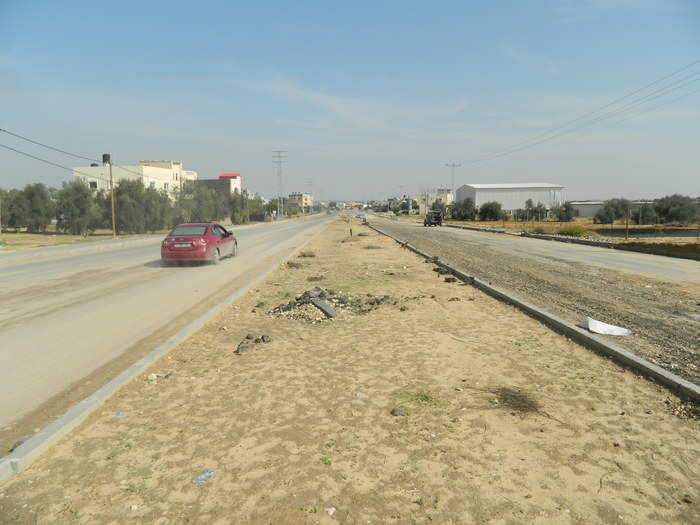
[169,226,207,237]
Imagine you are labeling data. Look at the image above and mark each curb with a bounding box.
[520,231,616,248]
[0,218,332,484]
[443,223,512,235]
[367,222,700,402]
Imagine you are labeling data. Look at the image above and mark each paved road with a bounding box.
[373,219,700,386]
[0,216,330,432]
[438,225,698,282]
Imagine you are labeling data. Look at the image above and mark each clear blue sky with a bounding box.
[1,0,699,200]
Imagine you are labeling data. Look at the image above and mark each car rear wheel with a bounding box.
[211,249,220,265]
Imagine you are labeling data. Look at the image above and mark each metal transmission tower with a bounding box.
[272,150,287,218]
[445,162,462,200]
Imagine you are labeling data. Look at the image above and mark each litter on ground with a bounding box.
[577,317,633,336]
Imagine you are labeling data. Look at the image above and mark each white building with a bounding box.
[455,183,565,212]
[73,160,197,196]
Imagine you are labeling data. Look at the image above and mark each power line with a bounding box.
[467,59,700,165]
[0,142,110,182]
[469,73,700,165]
[0,128,100,163]
[0,127,152,179]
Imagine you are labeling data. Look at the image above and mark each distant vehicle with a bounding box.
[161,222,237,265]
[423,210,443,227]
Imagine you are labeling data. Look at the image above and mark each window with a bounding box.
[211,226,223,237]
[89,181,98,189]
[164,183,169,190]
[169,225,206,236]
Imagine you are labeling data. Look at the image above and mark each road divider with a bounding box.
[367,222,700,402]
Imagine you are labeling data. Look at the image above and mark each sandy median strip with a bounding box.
[0,217,697,524]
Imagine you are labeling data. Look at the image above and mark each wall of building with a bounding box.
[455,186,564,211]
[570,202,604,217]
[289,193,313,209]
[73,162,187,195]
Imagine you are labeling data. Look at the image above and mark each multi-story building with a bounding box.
[72,160,197,196]
[417,188,454,215]
[196,173,243,196]
[288,192,313,211]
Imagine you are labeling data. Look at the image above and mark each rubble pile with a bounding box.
[267,287,417,323]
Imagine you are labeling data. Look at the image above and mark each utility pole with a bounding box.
[445,162,462,201]
[272,150,287,218]
[103,153,117,237]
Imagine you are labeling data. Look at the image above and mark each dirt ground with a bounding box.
[0,217,697,524]
[0,226,165,252]
[375,219,700,386]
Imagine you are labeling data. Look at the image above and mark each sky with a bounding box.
[1,0,699,201]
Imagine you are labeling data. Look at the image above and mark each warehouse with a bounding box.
[455,183,565,212]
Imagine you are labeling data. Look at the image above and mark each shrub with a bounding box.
[478,201,502,221]
[298,251,316,258]
[557,225,588,237]
[364,245,382,250]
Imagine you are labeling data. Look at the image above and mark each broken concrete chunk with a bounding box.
[310,297,337,318]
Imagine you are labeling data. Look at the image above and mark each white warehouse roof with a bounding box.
[464,183,564,189]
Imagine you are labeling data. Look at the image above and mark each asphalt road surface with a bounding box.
[373,219,700,385]
[0,215,330,438]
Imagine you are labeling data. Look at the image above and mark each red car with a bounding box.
[161,222,238,265]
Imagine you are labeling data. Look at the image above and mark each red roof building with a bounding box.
[218,173,240,179]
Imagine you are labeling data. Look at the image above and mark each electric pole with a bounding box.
[103,153,117,237]
[445,162,462,201]
[272,150,287,218]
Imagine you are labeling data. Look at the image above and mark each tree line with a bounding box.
[0,180,309,235]
[421,194,698,224]
[593,195,699,225]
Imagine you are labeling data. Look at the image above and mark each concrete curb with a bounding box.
[443,223,512,235]
[0,219,332,484]
[520,231,617,248]
[367,222,700,402]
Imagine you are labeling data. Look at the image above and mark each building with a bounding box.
[72,160,197,196]
[455,183,564,212]
[417,188,454,215]
[568,201,604,217]
[196,173,243,196]
[569,200,655,218]
[288,192,314,211]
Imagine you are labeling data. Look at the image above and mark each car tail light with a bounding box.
[198,238,207,246]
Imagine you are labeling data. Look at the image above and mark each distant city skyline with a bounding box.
[1,1,699,201]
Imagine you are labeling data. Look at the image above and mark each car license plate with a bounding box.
[174,243,191,247]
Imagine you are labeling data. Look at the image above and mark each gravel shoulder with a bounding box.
[0,217,697,524]
[375,219,700,385]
